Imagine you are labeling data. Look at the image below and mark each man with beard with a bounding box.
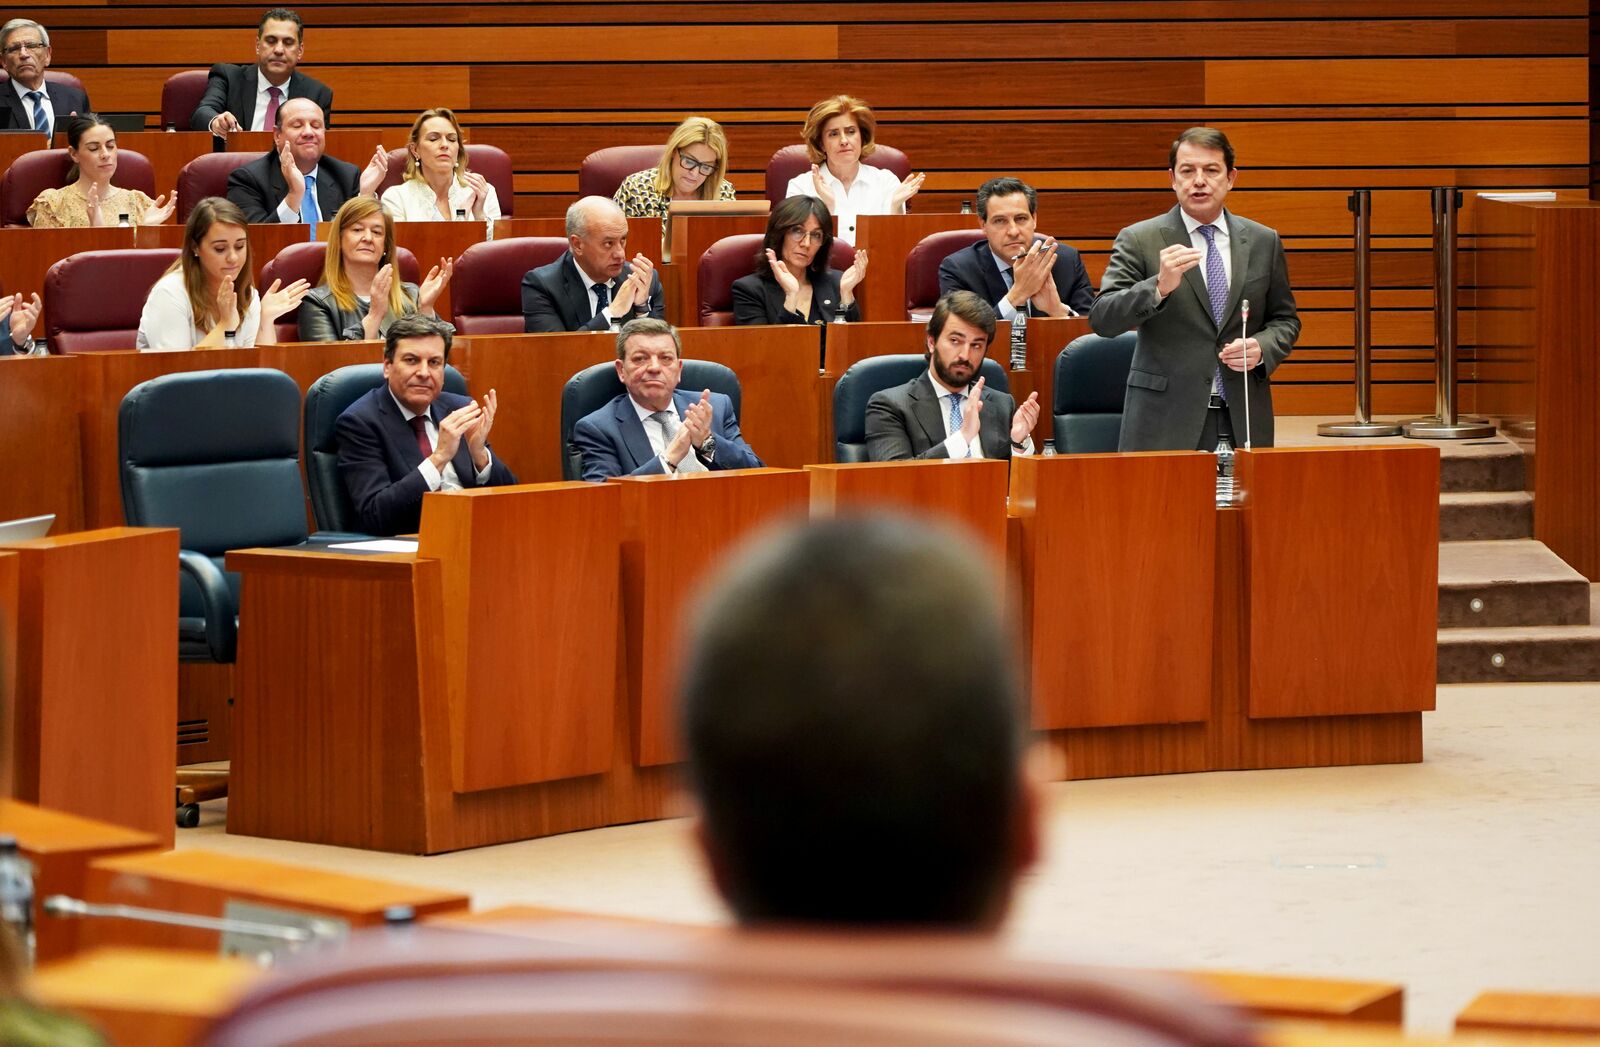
[865,290,1039,461]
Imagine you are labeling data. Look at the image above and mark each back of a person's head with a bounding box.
[681,514,1029,930]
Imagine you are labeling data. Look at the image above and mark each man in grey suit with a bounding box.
[1089,127,1299,451]
[866,290,1040,462]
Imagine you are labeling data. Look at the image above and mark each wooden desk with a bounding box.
[664,214,768,326]
[616,469,810,766]
[492,216,662,267]
[0,354,83,530]
[1021,316,1092,447]
[1185,970,1404,1025]
[0,800,161,962]
[854,212,978,321]
[808,459,1009,559]
[109,132,213,196]
[1457,991,1600,1037]
[30,947,260,1046]
[0,528,178,846]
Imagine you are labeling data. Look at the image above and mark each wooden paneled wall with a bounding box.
[14,1,1593,414]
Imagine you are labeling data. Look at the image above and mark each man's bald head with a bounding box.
[566,195,631,282]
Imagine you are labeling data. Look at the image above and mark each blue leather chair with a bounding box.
[1052,332,1137,453]
[560,360,743,481]
[304,363,470,533]
[831,354,1010,462]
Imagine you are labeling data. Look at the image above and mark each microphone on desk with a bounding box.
[1239,298,1253,450]
[44,895,344,964]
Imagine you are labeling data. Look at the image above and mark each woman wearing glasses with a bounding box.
[612,116,736,220]
[732,195,866,326]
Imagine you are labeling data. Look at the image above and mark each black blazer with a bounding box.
[730,269,860,326]
[865,372,1019,462]
[0,80,90,136]
[226,151,360,224]
[521,251,666,333]
[334,386,517,536]
[937,239,1094,318]
[189,64,333,131]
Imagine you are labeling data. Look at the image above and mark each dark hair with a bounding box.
[1168,127,1235,171]
[927,289,996,343]
[976,177,1036,221]
[681,513,1027,929]
[384,313,454,362]
[63,113,114,183]
[615,316,680,360]
[756,195,834,283]
[258,7,303,40]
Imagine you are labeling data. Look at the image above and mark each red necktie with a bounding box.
[263,86,282,132]
[408,415,432,459]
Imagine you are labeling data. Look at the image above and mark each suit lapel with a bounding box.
[1223,211,1249,331]
[615,397,656,471]
[434,400,478,486]
[1162,207,1216,330]
[0,88,24,130]
[910,375,950,451]
[978,387,1009,459]
[975,243,1012,311]
[376,390,425,468]
[561,254,593,325]
[234,66,257,130]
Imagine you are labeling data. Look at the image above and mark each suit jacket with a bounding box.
[521,251,666,333]
[0,79,90,135]
[866,372,1018,462]
[572,388,763,483]
[335,386,517,536]
[938,238,1094,318]
[227,151,360,224]
[297,282,420,342]
[189,64,333,131]
[731,269,860,326]
[1089,205,1299,451]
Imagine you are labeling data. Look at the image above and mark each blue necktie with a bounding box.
[947,392,963,434]
[302,171,319,240]
[592,282,610,319]
[25,91,46,135]
[1198,224,1228,399]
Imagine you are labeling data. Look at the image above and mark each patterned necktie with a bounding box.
[1198,224,1228,399]
[302,171,320,241]
[999,267,1029,318]
[263,85,282,132]
[407,415,431,459]
[651,409,705,474]
[592,282,610,319]
[25,91,46,135]
[947,392,963,434]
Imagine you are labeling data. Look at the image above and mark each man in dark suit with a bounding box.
[938,176,1093,320]
[522,196,665,333]
[336,314,517,536]
[190,8,333,135]
[572,318,762,482]
[0,19,89,138]
[866,291,1040,462]
[227,97,383,226]
[1090,127,1299,452]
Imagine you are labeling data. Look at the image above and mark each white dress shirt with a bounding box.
[380,176,502,222]
[274,164,324,225]
[927,365,1032,459]
[784,162,903,244]
[136,271,261,350]
[573,257,624,322]
[11,79,52,138]
[1180,208,1232,294]
[388,389,492,491]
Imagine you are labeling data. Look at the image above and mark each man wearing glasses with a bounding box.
[0,20,89,138]
[522,196,665,333]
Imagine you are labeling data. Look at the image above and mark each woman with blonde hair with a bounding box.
[784,95,923,244]
[135,196,308,350]
[380,107,500,222]
[299,196,453,341]
[613,115,736,220]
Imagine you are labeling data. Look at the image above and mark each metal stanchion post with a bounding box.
[1320,190,1400,437]
[1405,187,1493,439]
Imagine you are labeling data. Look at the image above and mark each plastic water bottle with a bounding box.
[1040,441,1056,457]
[117,213,131,228]
[454,208,466,222]
[224,329,238,350]
[960,200,972,215]
[0,836,35,967]
[1009,310,1028,369]
[1214,434,1235,506]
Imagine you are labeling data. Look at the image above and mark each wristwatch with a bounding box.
[697,433,717,463]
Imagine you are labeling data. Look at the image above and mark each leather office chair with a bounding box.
[43,248,180,353]
[696,234,856,326]
[175,154,256,222]
[259,241,421,342]
[764,143,912,206]
[1053,332,1137,454]
[303,362,470,532]
[375,145,516,217]
[560,359,742,481]
[832,353,1009,462]
[450,236,569,334]
[0,70,87,96]
[160,70,209,130]
[0,147,157,227]
[904,229,987,318]
[578,145,665,200]
[118,368,310,826]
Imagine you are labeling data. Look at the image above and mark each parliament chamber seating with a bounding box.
[448,235,567,333]
[376,144,516,217]
[175,153,257,221]
[0,69,86,95]
[577,144,664,200]
[904,228,986,319]
[763,143,912,206]
[831,353,1009,462]
[303,362,470,532]
[0,148,157,227]
[695,232,855,326]
[559,358,744,481]
[159,69,208,131]
[259,240,421,342]
[43,247,178,353]
[1052,332,1138,454]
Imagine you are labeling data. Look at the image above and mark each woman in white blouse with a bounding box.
[380,108,502,222]
[135,197,308,351]
[784,95,923,244]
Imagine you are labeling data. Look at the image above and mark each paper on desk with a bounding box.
[327,539,419,553]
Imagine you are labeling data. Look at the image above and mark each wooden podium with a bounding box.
[808,459,1009,558]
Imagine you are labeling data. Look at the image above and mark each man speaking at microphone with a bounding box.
[1090,127,1299,451]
